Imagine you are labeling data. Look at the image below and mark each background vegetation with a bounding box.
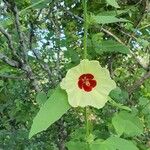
[0,0,150,150]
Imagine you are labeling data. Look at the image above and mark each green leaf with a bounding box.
[109,87,129,103]
[97,10,129,16]
[36,91,47,106]
[106,0,120,8]
[0,80,4,87]
[47,89,55,98]
[89,15,129,25]
[112,111,143,137]
[0,18,13,27]
[108,98,131,111]
[66,141,87,150]
[94,40,129,54]
[20,0,52,14]
[64,49,80,63]
[90,136,138,150]
[70,128,86,141]
[29,86,71,138]
[139,97,150,115]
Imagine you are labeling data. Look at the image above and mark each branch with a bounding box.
[0,27,15,53]
[12,4,28,62]
[3,0,27,62]
[0,53,20,68]
[0,26,23,62]
[13,3,40,91]
[127,70,150,94]
[21,64,41,92]
[2,1,41,92]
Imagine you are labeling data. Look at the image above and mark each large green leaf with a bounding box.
[138,97,150,115]
[94,40,129,54]
[109,87,129,103]
[98,9,129,16]
[29,87,71,138]
[89,15,129,25]
[90,137,139,150]
[106,0,120,8]
[36,91,47,106]
[112,111,143,137]
[66,141,87,150]
[108,98,131,111]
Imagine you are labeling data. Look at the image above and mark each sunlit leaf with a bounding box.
[66,141,87,150]
[112,111,143,137]
[89,15,129,25]
[90,136,138,150]
[29,86,71,138]
[94,40,129,54]
[106,0,120,8]
[20,0,52,14]
[36,91,47,106]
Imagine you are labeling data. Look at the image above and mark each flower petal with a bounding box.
[86,74,94,79]
[82,83,93,92]
[78,79,83,89]
[89,79,97,88]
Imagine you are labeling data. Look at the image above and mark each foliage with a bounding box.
[0,0,150,149]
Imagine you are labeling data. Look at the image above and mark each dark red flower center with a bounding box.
[78,73,97,92]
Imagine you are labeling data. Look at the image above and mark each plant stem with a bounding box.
[82,1,91,149]
[85,107,90,137]
[85,107,91,150]
[82,0,88,59]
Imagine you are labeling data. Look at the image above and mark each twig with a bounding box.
[139,24,150,30]
[65,9,83,21]
[115,25,138,43]
[101,28,124,45]
[127,70,150,94]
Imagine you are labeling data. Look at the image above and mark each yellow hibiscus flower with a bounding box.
[60,59,116,109]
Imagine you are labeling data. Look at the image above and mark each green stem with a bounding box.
[85,107,90,137]
[82,0,91,149]
[85,107,91,150]
[82,0,88,59]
